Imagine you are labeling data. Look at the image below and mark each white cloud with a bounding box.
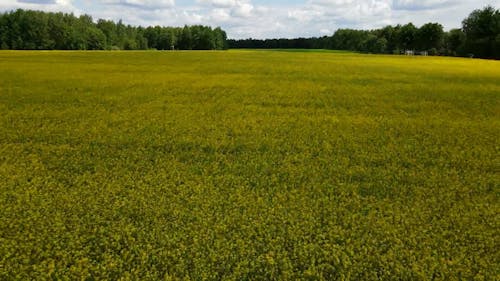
[101,0,175,10]
[288,9,324,23]
[0,0,77,13]
[197,0,238,8]
[210,8,231,21]
[231,2,253,17]
[392,0,455,10]
[320,28,332,34]
[197,0,255,18]
[1,0,499,39]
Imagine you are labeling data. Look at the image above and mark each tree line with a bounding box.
[0,9,228,50]
[229,6,500,59]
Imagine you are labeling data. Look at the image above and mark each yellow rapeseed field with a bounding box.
[0,50,499,280]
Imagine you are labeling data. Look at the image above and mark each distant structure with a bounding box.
[171,45,175,51]
[405,50,429,56]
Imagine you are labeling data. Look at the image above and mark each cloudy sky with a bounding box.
[0,0,498,38]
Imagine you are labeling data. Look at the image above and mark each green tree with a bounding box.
[97,19,118,49]
[144,26,161,49]
[86,27,106,50]
[332,29,369,51]
[379,25,399,53]
[47,12,70,49]
[195,26,215,50]
[158,28,172,50]
[0,9,228,51]
[214,27,227,50]
[399,23,417,50]
[445,29,466,56]
[462,6,500,58]
[0,13,8,49]
[178,25,193,50]
[417,23,444,52]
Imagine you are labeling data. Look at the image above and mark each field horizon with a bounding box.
[0,50,499,280]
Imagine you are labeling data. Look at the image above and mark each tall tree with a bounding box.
[214,27,227,50]
[399,23,417,50]
[178,25,193,50]
[417,23,444,52]
[462,6,500,58]
[0,9,228,51]
[379,25,399,53]
[445,29,466,56]
[0,13,8,49]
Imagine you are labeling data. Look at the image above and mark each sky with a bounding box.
[0,0,499,39]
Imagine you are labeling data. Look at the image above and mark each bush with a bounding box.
[428,48,438,56]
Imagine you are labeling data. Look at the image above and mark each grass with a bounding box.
[233,49,353,53]
[0,50,499,280]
